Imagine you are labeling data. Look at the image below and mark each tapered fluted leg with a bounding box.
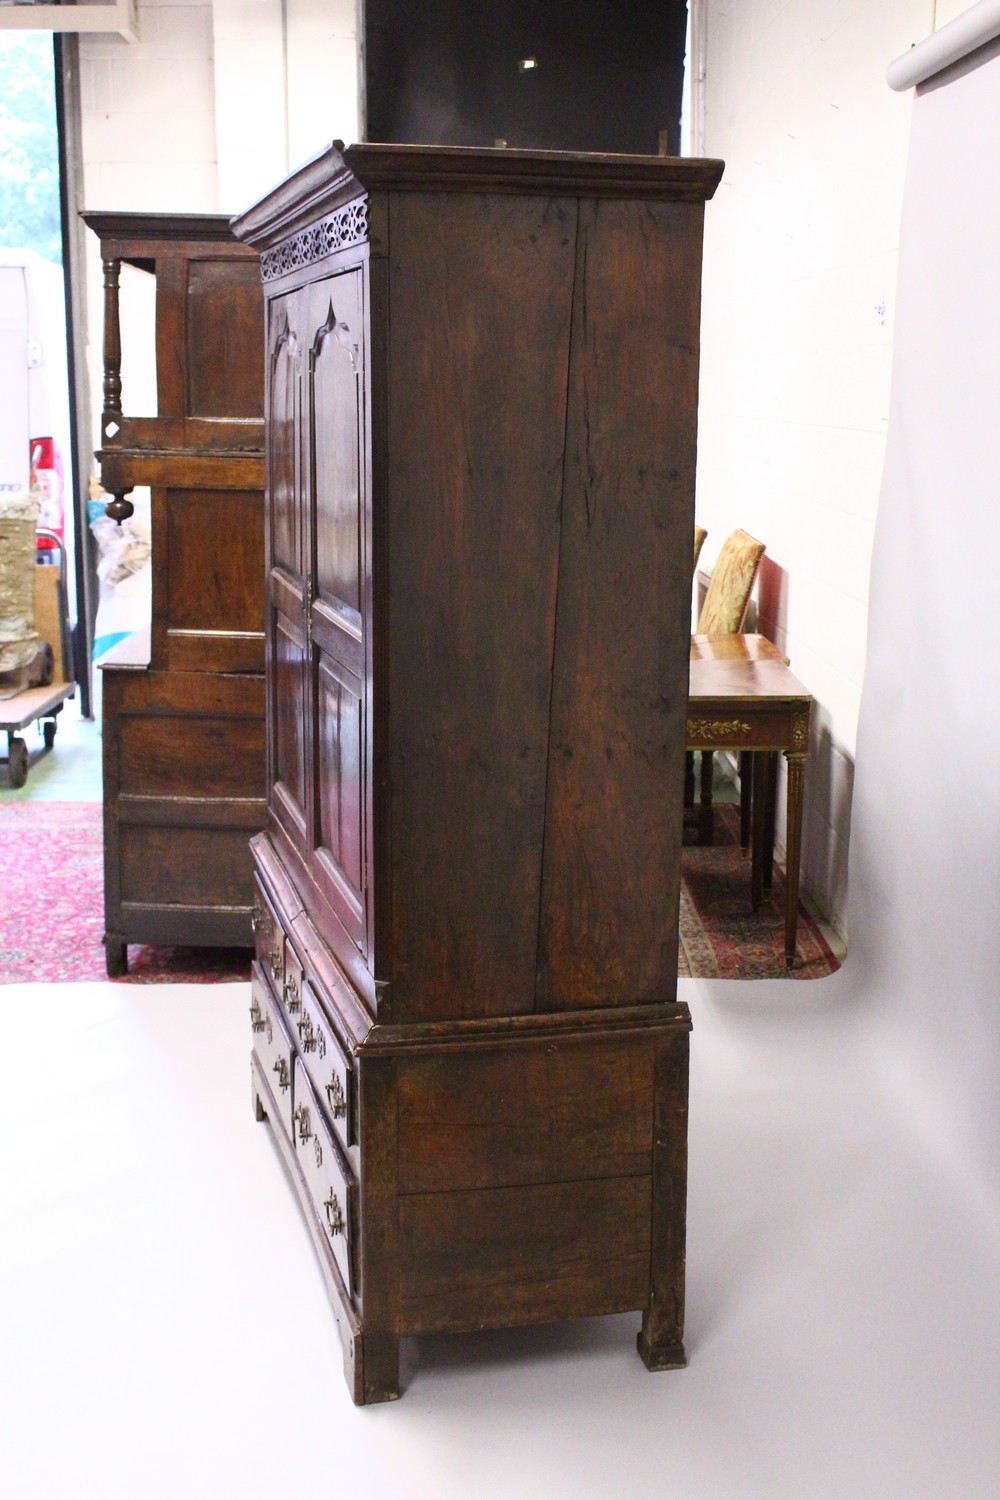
[783,750,807,965]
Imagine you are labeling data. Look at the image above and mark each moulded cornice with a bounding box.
[230,141,725,253]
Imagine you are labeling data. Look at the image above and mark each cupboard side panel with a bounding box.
[394,1035,654,1194]
[384,192,577,1022]
[536,199,706,1011]
[397,1176,651,1335]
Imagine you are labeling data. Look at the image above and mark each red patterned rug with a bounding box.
[680,802,842,980]
[0,799,839,985]
[0,801,252,984]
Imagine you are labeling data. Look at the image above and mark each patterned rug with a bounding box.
[0,801,252,984]
[679,802,842,980]
[0,799,840,985]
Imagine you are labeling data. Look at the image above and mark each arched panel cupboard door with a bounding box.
[266,294,310,859]
[305,269,370,963]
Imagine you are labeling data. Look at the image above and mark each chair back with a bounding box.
[696,528,765,634]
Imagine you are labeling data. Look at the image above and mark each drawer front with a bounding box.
[296,976,354,1153]
[252,875,284,986]
[250,964,295,1140]
[292,1059,356,1297]
[280,935,305,1026]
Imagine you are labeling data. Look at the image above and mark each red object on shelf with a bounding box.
[30,436,64,550]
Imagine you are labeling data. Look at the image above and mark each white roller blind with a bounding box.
[850,32,1000,1189]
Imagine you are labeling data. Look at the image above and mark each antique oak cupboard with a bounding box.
[83,213,267,975]
[232,142,722,1402]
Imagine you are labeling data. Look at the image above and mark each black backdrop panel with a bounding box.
[364,1,688,156]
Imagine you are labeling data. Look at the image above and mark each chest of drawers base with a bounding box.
[251,1049,367,1399]
[250,833,692,1404]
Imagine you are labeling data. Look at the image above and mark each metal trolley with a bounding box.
[1,529,76,789]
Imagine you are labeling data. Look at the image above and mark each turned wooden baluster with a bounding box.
[101,254,134,524]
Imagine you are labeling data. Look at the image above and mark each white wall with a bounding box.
[76,0,360,465]
[79,0,219,214]
[213,0,361,212]
[692,0,966,938]
[78,0,360,215]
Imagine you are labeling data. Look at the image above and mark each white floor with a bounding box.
[1,973,996,1500]
[0,693,102,802]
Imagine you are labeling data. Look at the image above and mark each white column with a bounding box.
[212,0,361,214]
[212,0,289,213]
[286,0,362,166]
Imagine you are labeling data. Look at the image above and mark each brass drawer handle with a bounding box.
[283,975,301,1013]
[251,898,265,934]
[324,1190,344,1238]
[325,1075,346,1118]
[293,1105,312,1143]
[272,1057,290,1094]
[270,946,282,982]
[297,1014,317,1052]
[249,996,266,1034]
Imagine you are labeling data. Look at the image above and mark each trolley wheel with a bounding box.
[105,936,128,978]
[43,718,56,749]
[29,642,54,689]
[8,735,28,788]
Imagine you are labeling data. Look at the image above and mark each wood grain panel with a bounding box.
[535,197,706,1011]
[106,661,264,717]
[398,1175,650,1334]
[395,1036,653,1193]
[118,712,265,798]
[385,191,577,1021]
[186,257,264,419]
[120,825,253,905]
[163,488,264,634]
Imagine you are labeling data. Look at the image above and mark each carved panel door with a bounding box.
[266,287,310,864]
[304,266,370,964]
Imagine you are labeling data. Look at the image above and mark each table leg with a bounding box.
[698,750,714,845]
[762,751,778,894]
[684,751,695,809]
[783,750,807,965]
[739,751,753,852]
[751,751,769,910]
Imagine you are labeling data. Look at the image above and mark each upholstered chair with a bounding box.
[696,527,765,634]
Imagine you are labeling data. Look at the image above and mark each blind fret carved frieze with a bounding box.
[261,200,369,282]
